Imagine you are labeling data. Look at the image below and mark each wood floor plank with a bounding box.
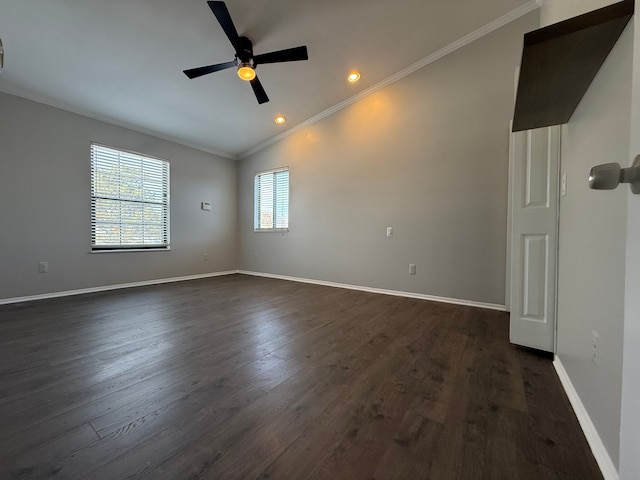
[519,351,604,480]
[200,374,349,479]
[79,383,267,480]
[0,274,604,480]
[143,354,345,479]
[4,423,99,480]
[371,411,443,479]
[255,421,341,480]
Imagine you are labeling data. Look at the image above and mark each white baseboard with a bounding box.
[553,356,619,480]
[0,270,239,305]
[238,270,505,311]
[1,269,506,313]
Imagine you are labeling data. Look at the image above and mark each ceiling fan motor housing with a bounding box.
[235,36,254,64]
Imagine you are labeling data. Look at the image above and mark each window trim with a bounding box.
[90,143,170,252]
[254,166,289,233]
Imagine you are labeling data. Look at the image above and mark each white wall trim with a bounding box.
[0,270,238,305]
[1,269,506,311]
[553,356,619,480]
[239,0,540,159]
[238,270,505,311]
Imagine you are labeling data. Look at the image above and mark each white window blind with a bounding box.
[254,167,289,231]
[91,144,170,250]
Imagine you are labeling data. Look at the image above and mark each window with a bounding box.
[254,167,289,231]
[90,144,170,250]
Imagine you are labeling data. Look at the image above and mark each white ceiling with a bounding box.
[0,0,536,158]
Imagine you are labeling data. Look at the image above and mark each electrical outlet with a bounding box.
[409,264,416,275]
[591,330,600,366]
[38,261,48,273]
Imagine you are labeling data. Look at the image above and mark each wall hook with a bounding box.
[588,155,640,194]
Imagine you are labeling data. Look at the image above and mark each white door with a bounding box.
[509,126,560,352]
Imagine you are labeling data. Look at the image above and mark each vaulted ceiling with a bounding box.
[0,0,536,158]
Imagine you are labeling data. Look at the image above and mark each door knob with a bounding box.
[588,155,640,194]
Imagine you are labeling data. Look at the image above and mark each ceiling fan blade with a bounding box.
[207,1,242,53]
[253,46,308,65]
[250,76,269,104]
[183,60,236,79]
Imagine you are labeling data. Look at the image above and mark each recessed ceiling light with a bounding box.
[274,115,287,124]
[347,72,360,82]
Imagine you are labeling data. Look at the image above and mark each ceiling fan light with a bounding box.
[237,65,256,81]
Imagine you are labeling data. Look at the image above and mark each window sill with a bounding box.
[91,247,171,253]
[254,228,289,233]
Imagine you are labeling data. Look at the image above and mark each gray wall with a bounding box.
[0,92,238,300]
[540,0,631,470]
[556,25,630,467]
[237,12,538,306]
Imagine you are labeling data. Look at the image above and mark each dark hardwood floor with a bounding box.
[0,274,602,479]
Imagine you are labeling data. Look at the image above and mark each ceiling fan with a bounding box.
[184,1,309,105]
